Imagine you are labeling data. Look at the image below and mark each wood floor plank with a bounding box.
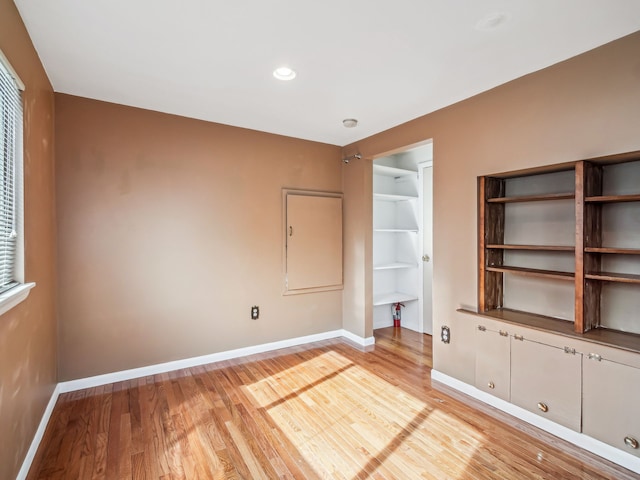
[105,387,123,479]
[27,328,638,479]
[118,412,133,480]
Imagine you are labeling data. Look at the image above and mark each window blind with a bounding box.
[0,59,21,294]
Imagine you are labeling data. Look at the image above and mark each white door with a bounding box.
[421,163,433,334]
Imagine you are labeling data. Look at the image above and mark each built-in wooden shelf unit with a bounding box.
[470,150,640,352]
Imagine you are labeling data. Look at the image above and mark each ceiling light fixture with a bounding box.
[343,118,358,128]
[273,66,296,81]
[475,12,510,31]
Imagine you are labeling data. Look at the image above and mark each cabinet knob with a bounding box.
[488,382,495,389]
[422,254,430,262]
[499,330,508,337]
[537,402,549,413]
[624,436,639,449]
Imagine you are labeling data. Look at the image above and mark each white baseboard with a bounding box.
[19,328,373,477]
[16,383,61,480]
[59,329,373,393]
[341,329,375,347]
[431,370,640,475]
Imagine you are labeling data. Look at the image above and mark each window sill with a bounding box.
[0,282,35,317]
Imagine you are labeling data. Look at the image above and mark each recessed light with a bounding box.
[343,118,358,128]
[273,66,296,81]
[475,12,510,31]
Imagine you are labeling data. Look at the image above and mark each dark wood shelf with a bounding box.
[585,194,640,203]
[458,308,640,354]
[479,153,640,338]
[487,192,575,204]
[585,247,640,255]
[585,272,640,284]
[486,265,574,281]
[487,244,575,252]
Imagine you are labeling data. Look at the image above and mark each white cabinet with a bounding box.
[583,346,640,457]
[467,311,640,470]
[474,320,582,428]
[475,324,510,401]
[510,336,582,431]
[372,161,421,330]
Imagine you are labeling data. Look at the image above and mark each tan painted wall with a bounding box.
[342,157,373,338]
[342,31,640,383]
[55,94,343,380]
[0,0,57,478]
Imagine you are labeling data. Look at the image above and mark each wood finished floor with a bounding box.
[28,328,636,479]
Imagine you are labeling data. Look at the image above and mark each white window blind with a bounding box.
[0,58,21,294]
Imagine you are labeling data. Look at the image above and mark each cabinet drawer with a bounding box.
[583,355,640,457]
[475,325,510,401]
[510,338,581,431]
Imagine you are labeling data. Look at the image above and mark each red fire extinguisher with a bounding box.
[392,302,405,328]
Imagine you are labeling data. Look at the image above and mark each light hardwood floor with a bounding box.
[28,328,635,479]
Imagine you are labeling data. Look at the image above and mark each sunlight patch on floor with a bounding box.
[245,350,485,478]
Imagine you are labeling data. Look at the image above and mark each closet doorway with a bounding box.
[372,142,433,334]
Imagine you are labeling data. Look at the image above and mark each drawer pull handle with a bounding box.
[488,382,495,389]
[514,334,524,341]
[588,353,602,362]
[499,330,508,337]
[624,436,639,449]
[478,325,486,332]
[537,402,549,413]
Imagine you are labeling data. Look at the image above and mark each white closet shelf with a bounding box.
[374,193,418,202]
[374,228,419,233]
[373,262,417,270]
[373,292,419,306]
[373,165,417,178]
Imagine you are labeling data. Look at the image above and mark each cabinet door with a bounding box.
[583,355,640,457]
[510,338,581,431]
[285,192,342,293]
[475,325,510,401]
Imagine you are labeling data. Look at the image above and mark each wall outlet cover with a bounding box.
[441,326,450,344]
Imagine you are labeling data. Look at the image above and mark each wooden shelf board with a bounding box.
[486,162,576,179]
[458,308,640,353]
[373,165,417,178]
[459,307,574,334]
[585,194,640,203]
[585,247,640,255]
[486,192,575,204]
[486,244,574,252]
[486,265,574,281]
[373,292,418,306]
[585,272,640,284]
[374,193,418,202]
[374,228,419,233]
[373,262,417,270]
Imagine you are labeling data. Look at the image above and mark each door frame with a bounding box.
[418,160,433,334]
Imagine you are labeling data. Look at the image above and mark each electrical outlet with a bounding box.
[251,306,259,320]
[441,326,450,344]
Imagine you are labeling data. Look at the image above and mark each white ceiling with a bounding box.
[14,1,640,146]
